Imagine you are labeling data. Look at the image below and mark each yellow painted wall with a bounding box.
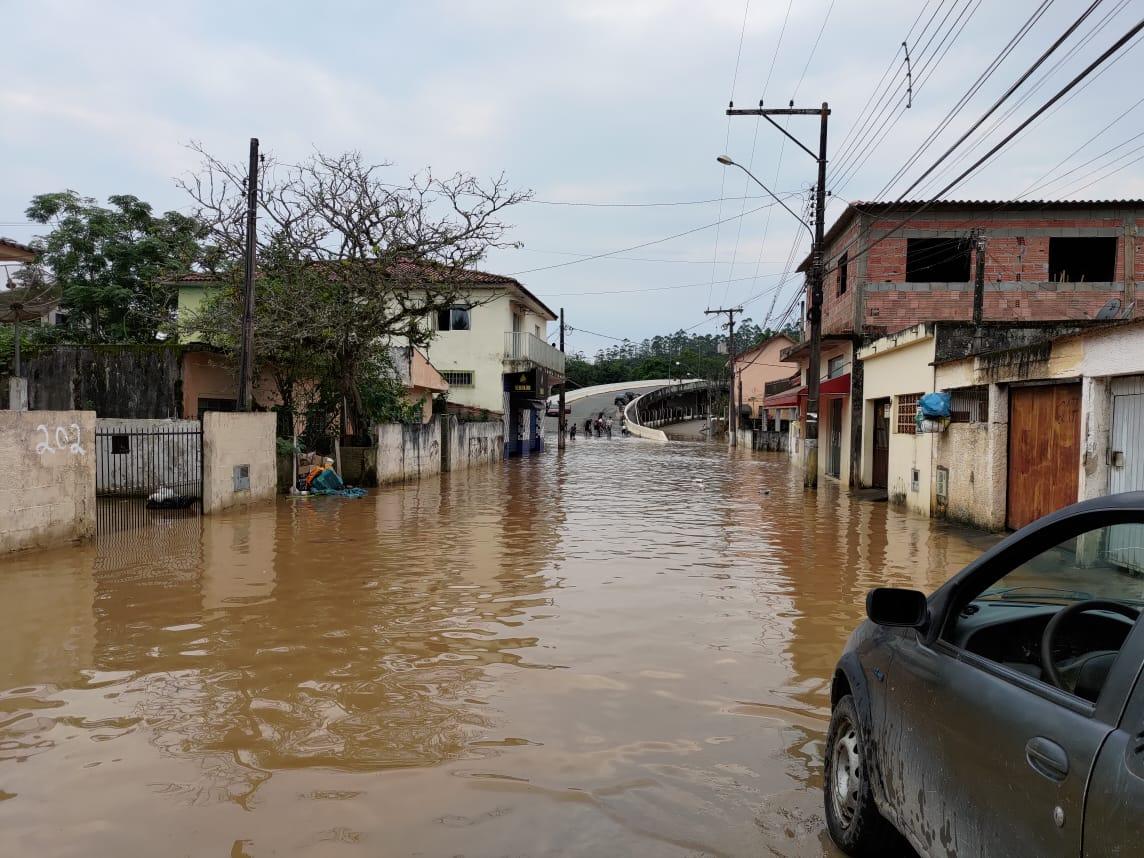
[860,333,936,515]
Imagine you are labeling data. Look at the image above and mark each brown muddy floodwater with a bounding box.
[0,439,998,857]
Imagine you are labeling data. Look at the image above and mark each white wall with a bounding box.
[424,292,554,416]
[859,329,936,515]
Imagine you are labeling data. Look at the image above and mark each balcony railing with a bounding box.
[504,332,566,375]
[764,372,801,398]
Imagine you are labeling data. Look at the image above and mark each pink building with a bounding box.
[732,333,799,420]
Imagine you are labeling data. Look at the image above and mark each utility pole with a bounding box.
[706,307,742,447]
[558,307,567,450]
[972,230,987,326]
[727,101,829,488]
[237,137,259,412]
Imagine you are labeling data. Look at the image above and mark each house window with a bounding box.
[906,237,971,282]
[1049,236,1116,282]
[896,393,921,434]
[436,306,471,331]
[827,354,847,379]
[440,370,474,387]
[837,251,848,295]
[949,385,988,423]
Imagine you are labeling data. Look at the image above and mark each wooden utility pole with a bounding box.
[558,307,567,450]
[972,230,987,326]
[727,102,829,488]
[706,307,743,447]
[237,137,260,412]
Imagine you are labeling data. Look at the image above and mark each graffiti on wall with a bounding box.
[35,423,86,456]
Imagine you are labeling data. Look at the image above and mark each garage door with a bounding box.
[1007,384,1081,530]
[1109,376,1144,572]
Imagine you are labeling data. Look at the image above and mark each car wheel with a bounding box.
[824,694,899,856]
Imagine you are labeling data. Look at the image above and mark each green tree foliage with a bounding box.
[24,191,205,342]
[564,319,799,388]
[181,147,528,440]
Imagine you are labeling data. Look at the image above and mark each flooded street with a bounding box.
[0,440,996,857]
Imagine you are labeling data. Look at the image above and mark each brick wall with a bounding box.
[812,206,1143,336]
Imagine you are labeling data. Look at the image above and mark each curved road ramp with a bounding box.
[623,380,720,442]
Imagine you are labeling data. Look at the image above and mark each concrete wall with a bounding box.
[454,420,504,471]
[0,410,96,553]
[201,412,277,515]
[4,346,182,417]
[376,420,443,484]
[94,418,201,497]
[859,328,937,515]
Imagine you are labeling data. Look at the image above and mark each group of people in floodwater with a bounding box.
[568,411,626,440]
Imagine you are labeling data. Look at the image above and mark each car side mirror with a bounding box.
[866,587,928,628]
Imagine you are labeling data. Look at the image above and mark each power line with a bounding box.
[820,15,1144,279]
[523,192,795,208]
[875,0,1059,200]
[888,0,1107,202]
[911,0,1135,197]
[831,0,975,179]
[509,201,776,276]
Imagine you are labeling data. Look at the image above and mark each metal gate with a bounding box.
[826,398,843,479]
[95,422,203,532]
[1109,376,1144,572]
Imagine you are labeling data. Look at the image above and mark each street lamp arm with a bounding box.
[716,157,813,239]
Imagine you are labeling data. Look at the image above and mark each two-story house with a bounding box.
[421,269,563,457]
[775,199,1144,486]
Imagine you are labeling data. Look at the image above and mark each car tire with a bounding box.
[824,694,900,857]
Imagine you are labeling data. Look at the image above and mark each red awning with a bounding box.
[820,372,851,397]
[762,387,802,408]
[761,373,851,409]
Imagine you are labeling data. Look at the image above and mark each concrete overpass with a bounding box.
[546,378,726,442]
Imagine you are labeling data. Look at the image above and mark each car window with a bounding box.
[979,523,1144,606]
[944,521,1144,705]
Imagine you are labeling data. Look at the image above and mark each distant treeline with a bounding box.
[566,320,799,388]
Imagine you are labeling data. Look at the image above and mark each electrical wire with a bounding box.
[508,201,776,276]
[814,16,1144,278]
[875,0,1060,200]
[889,0,1107,202]
[913,0,1131,197]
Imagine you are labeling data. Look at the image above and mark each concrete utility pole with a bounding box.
[727,102,830,488]
[706,307,742,447]
[972,230,987,326]
[237,137,260,412]
[558,307,567,450]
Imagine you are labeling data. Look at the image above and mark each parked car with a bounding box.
[545,401,571,417]
[825,492,1144,857]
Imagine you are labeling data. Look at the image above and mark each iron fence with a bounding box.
[95,423,203,533]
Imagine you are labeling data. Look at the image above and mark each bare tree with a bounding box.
[178,145,530,436]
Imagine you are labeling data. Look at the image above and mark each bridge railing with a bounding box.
[624,379,719,442]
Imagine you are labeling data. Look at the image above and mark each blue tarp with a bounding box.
[309,468,367,499]
[918,391,952,420]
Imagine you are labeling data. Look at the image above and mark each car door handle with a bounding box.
[1026,737,1069,782]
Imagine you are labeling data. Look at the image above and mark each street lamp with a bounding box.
[716,155,813,240]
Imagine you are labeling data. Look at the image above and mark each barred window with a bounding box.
[441,370,474,387]
[896,393,921,434]
[949,385,988,423]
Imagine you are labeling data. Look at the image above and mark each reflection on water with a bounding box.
[0,440,994,856]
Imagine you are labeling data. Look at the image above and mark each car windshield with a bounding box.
[978,522,1144,605]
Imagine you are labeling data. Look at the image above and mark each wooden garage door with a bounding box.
[1007,384,1081,530]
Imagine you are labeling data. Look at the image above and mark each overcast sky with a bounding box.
[3,0,1142,353]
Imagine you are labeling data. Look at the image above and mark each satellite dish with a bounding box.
[1094,298,1122,321]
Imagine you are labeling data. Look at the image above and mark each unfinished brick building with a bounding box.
[777,199,1142,487]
